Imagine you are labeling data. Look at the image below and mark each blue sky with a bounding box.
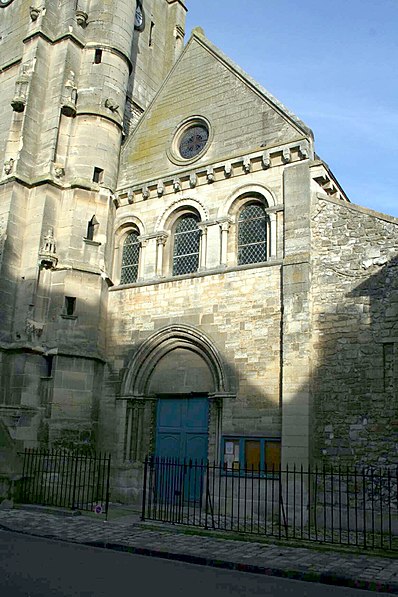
[185,0,398,217]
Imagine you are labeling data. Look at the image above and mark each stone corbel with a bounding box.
[53,164,65,179]
[29,5,42,21]
[282,148,291,164]
[157,181,164,197]
[224,162,233,177]
[3,158,14,176]
[142,185,150,200]
[262,151,271,169]
[189,173,198,188]
[299,143,309,160]
[173,178,181,192]
[206,166,215,183]
[127,190,134,204]
[75,10,88,28]
[243,156,251,173]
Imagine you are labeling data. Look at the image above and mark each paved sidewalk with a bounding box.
[1,505,398,594]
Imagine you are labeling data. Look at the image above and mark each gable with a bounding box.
[118,31,312,190]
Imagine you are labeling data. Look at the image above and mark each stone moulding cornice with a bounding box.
[110,259,283,292]
[0,342,106,363]
[166,0,187,11]
[117,139,312,207]
[23,31,85,50]
[75,110,123,130]
[0,58,22,74]
[311,160,349,203]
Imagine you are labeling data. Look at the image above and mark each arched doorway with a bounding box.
[148,348,214,465]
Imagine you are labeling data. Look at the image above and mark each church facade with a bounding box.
[1,0,397,502]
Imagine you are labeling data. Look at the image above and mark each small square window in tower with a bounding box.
[92,167,104,184]
[64,296,76,316]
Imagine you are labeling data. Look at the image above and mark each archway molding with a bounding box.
[122,324,230,396]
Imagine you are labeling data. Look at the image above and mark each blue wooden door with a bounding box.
[155,397,208,501]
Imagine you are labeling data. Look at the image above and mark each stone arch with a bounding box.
[218,183,277,219]
[155,198,209,233]
[122,324,230,396]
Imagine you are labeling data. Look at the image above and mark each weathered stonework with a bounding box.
[0,0,397,504]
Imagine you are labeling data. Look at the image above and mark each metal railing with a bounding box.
[18,448,111,518]
[142,457,398,551]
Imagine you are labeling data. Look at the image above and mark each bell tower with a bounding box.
[0,0,186,450]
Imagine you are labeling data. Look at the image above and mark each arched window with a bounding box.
[120,231,140,284]
[238,203,267,265]
[172,214,200,276]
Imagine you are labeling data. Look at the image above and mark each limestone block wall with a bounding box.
[311,196,398,467]
[103,265,282,452]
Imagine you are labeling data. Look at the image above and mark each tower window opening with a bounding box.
[65,296,76,316]
[93,167,104,184]
[149,21,155,47]
[94,49,103,64]
[43,355,54,378]
[86,215,99,240]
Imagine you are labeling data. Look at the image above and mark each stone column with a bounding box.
[219,221,230,267]
[198,223,208,270]
[137,237,148,281]
[268,212,277,258]
[155,234,168,277]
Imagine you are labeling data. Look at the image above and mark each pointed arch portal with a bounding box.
[121,325,234,475]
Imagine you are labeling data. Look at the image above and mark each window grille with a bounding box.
[172,215,200,276]
[120,231,140,284]
[238,203,267,265]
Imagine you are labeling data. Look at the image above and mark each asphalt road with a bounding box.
[0,530,390,597]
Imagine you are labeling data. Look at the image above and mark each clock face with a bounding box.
[0,0,15,6]
[134,5,144,29]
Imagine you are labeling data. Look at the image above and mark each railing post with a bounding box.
[71,453,79,510]
[105,453,111,521]
[204,460,209,530]
[141,455,148,521]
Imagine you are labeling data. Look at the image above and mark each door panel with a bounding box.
[155,396,208,502]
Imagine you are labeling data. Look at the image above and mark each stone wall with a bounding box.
[311,197,398,467]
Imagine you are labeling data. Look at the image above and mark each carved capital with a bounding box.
[156,233,168,247]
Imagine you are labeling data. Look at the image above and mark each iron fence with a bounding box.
[18,448,111,518]
[142,457,398,551]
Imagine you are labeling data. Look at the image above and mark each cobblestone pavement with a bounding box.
[1,506,398,593]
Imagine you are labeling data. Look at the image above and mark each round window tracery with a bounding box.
[179,125,209,159]
[168,117,211,165]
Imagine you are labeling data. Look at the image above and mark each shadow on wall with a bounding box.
[312,255,398,468]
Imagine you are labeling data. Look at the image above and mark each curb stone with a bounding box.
[1,522,397,594]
